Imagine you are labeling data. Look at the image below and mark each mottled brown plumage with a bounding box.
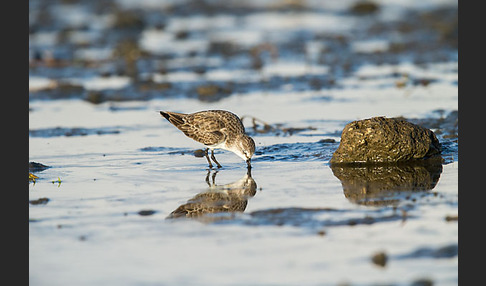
[160,110,255,168]
[166,170,257,220]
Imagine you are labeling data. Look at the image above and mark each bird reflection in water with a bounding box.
[166,168,257,221]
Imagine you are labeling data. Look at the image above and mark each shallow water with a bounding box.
[30,0,457,285]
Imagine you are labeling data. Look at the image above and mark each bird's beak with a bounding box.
[246,159,252,176]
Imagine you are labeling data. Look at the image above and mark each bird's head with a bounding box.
[234,134,255,166]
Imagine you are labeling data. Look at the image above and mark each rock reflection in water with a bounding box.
[167,169,257,221]
[330,162,443,206]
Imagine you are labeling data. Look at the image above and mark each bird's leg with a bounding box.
[204,148,213,169]
[210,149,222,168]
[205,169,211,186]
[211,171,218,185]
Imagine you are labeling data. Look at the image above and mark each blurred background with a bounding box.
[29,0,457,104]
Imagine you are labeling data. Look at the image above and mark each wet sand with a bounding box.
[29,0,458,285]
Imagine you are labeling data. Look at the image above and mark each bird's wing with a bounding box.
[178,112,227,146]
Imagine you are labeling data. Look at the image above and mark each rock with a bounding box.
[193,149,206,158]
[445,214,458,222]
[350,1,380,15]
[29,198,50,205]
[330,117,441,165]
[371,251,388,267]
[29,162,50,172]
[138,210,157,216]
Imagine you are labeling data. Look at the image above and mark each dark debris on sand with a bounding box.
[29,127,121,138]
[29,162,50,173]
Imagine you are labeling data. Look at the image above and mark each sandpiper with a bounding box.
[160,110,255,169]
